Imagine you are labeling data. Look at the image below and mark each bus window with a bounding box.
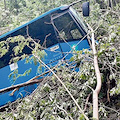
[0,14,58,69]
[52,12,83,42]
[70,28,83,39]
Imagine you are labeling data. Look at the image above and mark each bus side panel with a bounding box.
[0,59,38,106]
[0,43,63,107]
[60,39,90,60]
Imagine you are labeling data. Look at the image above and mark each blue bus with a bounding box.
[0,3,90,108]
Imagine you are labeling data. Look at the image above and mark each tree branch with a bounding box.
[33,54,89,120]
[0,78,43,94]
[87,23,102,120]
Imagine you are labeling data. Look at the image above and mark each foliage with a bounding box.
[0,66,93,119]
[85,1,120,96]
[0,0,120,120]
[0,35,46,85]
[0,0,75,34]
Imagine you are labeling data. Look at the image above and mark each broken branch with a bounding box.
[0,78,43,94]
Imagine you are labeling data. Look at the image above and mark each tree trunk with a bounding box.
[4,0,6,10]
[87,24,102,120]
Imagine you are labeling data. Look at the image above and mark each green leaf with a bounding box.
[79,114,85,120]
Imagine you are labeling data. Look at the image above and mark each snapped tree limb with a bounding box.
[0,78,43,94]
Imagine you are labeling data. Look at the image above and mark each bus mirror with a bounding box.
[82,2,90,17]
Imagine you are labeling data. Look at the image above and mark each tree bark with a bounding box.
[0,78,43,94]
[87,24,102,120]
[4,0,6,10]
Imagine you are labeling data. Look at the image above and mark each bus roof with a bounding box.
[0,5,69,40]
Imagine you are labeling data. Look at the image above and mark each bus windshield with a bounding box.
[0,7,88,69]
[52,12,84,42]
